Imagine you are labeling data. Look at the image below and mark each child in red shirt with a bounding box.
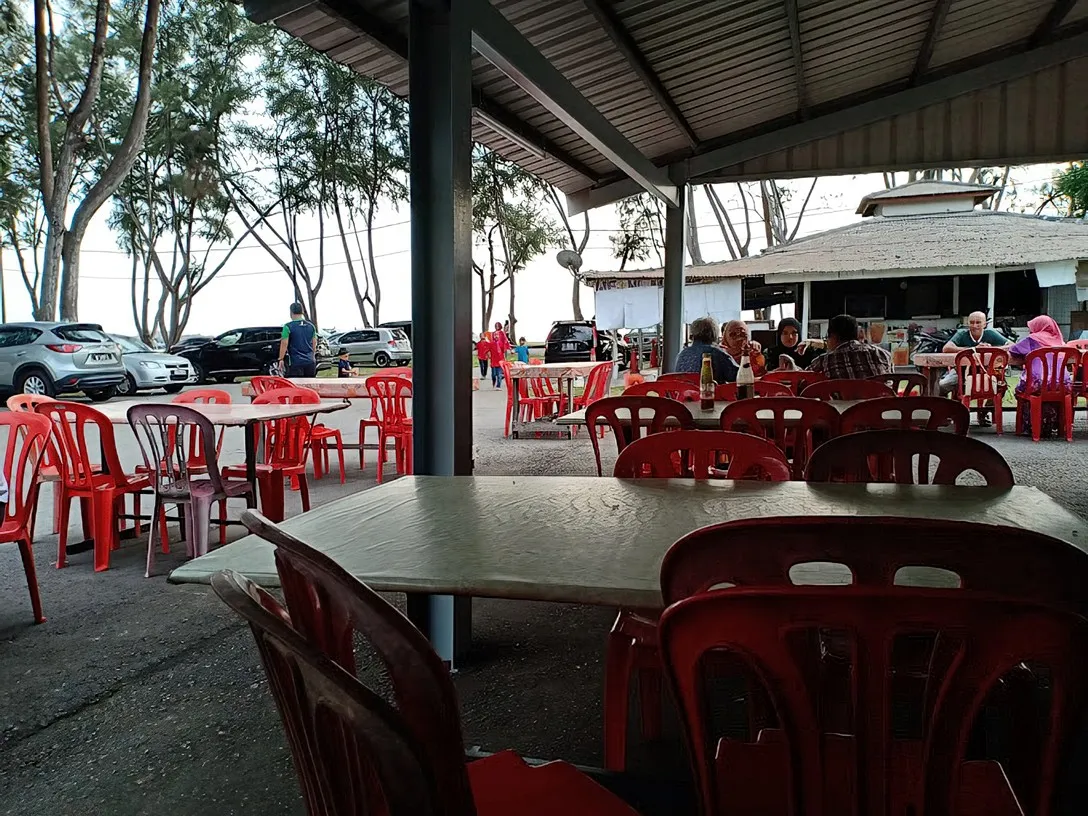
[476,335,491,379]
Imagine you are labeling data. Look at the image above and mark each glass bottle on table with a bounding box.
[699,353,714,410]
[736,351,755,399]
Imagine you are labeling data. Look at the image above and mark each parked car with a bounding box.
[178,326,333,383]
[334,327,412,367]
[378,320,413,343]
[169,335,213,354]
[543,320,629,369]
[110,334,196,396]
[622,328,660,359]
[0,322,126,401]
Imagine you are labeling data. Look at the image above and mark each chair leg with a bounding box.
[637,667,664,741]
[257,473,285,523]
[18,538,45,623]
[146,495,163,578]
[993,399,1003,436]
[159,503,170,554]
[133,492,142,537]
[190,495,213,558]
[92,490,114,572]
[219,499,228,546]
[1030,400,1042,442]
[298,474,310,512]
[335,436,346,484]
[312,440,325,480]
[376,432,386,485]
[56,492,73,569]
[603,630,635,772]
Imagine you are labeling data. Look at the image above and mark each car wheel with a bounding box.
[115,373,138,397]
[17,369,55,397]
[85,387,117,402]
[163,384,184,394]
[192,363,207,385]
[374,351,390,367]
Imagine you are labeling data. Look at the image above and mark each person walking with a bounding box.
[488,322,510,388]
[476,333,491,379]
[278,302,318,378]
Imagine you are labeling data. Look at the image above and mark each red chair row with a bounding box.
[626,376,897,402]
[213,511,639,816]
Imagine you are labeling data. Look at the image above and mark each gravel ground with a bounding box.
[1,384,1087,815]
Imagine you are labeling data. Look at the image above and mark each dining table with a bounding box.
[169,475,1088,656]
[507,361,605,439]
[556,399,862,430]
[912,352,958,395]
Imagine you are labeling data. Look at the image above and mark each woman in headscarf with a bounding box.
[764,317,825,370]
[720,319,766,376]
[1008,315,1069,436]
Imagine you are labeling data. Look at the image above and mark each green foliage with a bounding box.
[1053,162,1088,218]
[609,193,663,269]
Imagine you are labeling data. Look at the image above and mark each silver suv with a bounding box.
[0,322,126,401]
[333,327,412,367]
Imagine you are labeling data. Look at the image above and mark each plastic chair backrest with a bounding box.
[0,413,52,530]
[365,375,413,427]
[250,375,294,396]
[253,386,321,406]
[7,394,60,472]
[211,569,441,816]
[714,381,792,400]
[656,372,701,385]
[238,511,475,815]
[800,378,895,400]
[613,429,791,480]
[585,396,695,476]
[173,388,232,405]
[868,372,927,396]
[583,362,614,404]
[659,586,1088,816]
[761,370,826,395]
[127,404,226,500]
[954,348,1009,401]
[623,380,700,401]
[34,401,125,489]
[839,396,969,434]
[719,397,840,479]
[805,428,1014,485]
[1021,346,1078,396]
[659,515,1088,610]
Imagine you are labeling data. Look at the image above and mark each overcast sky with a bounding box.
[0,166,1060,340]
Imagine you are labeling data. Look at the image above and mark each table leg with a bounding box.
[245,420,258,496]
[510,376,520,439]
[923,366,941,396]
[405,593,472,670]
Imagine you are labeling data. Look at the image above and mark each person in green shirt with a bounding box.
[279,302,317,378]
[938,310,1013,425]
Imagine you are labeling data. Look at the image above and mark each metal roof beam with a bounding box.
[469,0,678,207]
[910,0,953,84]
[581,0,699,147]
[1030,0,1079,46]
[242,0,601,183]
[783,0,808,115]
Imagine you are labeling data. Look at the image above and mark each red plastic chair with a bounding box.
[249,375,293,397]
[719,397,840,479]
[35,401,150,572]
[254,385,346,484]
[0,413,53,623]
[7,393,81,535]
[365,375,413,483]
[1015,346,1079,442]
[501,362,549,435]
[805,428,1014,485]
[800,378,895,400]
[761,370,827,395]
[573,362,614,411]
[614,429,791,480]
[869,371,927,396]
[954,348,1009,435]
[226,511,640,816]
[656,372,701,385]
[659,586,1088,816]
[172,388,232,462]
[584,396,695,476]
[222,390,316,522]
[622,380,700,401]
[839,396,970,434]
[714,381,792,400]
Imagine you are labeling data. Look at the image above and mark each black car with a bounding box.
[169,335,213,354]
[178,327,333,383]
[543,320,629,369]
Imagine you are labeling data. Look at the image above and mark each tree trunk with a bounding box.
[571,275,583,321]
[508,273,516,342]
[38,223,63,320]
[59,227,83,320]
[685,185,703,264]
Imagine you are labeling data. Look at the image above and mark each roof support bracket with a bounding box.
[468,0,678,207]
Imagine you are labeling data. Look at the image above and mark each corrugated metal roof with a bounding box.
[244,0,1088,207]
[582,210,1088,284]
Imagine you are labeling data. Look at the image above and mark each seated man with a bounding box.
[808,313,892,379]
[674,316,737,383]
[939,310,1012,395]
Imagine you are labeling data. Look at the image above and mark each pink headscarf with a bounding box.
[1027,315,1064,347]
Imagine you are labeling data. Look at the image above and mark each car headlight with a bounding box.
[139,361,164,369]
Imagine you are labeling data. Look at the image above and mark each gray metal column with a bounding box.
[408,0,473,665]
[661,184,687,372]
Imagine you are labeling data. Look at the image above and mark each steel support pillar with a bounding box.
[801,281,812,340]
[660,186,687,372]
[986,271,997,322]
[409,0,473,666]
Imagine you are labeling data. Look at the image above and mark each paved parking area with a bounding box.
[1,384,1087,814]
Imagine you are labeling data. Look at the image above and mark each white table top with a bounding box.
[557,400,861,429]
[240,379,375,399]
[168,476,1088,610]
[913,353,958,367]
[507,362,603,379]
[95,400,349,426]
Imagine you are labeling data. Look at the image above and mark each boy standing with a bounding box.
[515,337,530,363]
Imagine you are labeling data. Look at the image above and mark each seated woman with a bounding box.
[1008,315,1070,435]
[674,316,737,383]
[720,320,766,376]
[764,317,824,370]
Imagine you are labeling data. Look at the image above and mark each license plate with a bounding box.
[89,353,112,364]
[562,342,579,351]
[170,371,187,380]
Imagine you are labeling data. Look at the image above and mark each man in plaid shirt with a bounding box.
[808,314,892,379]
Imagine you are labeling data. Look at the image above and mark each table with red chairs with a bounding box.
[558,399,862,430]
[913,352,958,395]
[240,377,382,399]
[506,361,606,439]
[93,400,349,500]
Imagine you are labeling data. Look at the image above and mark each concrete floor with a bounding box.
[2,385,1087,815]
